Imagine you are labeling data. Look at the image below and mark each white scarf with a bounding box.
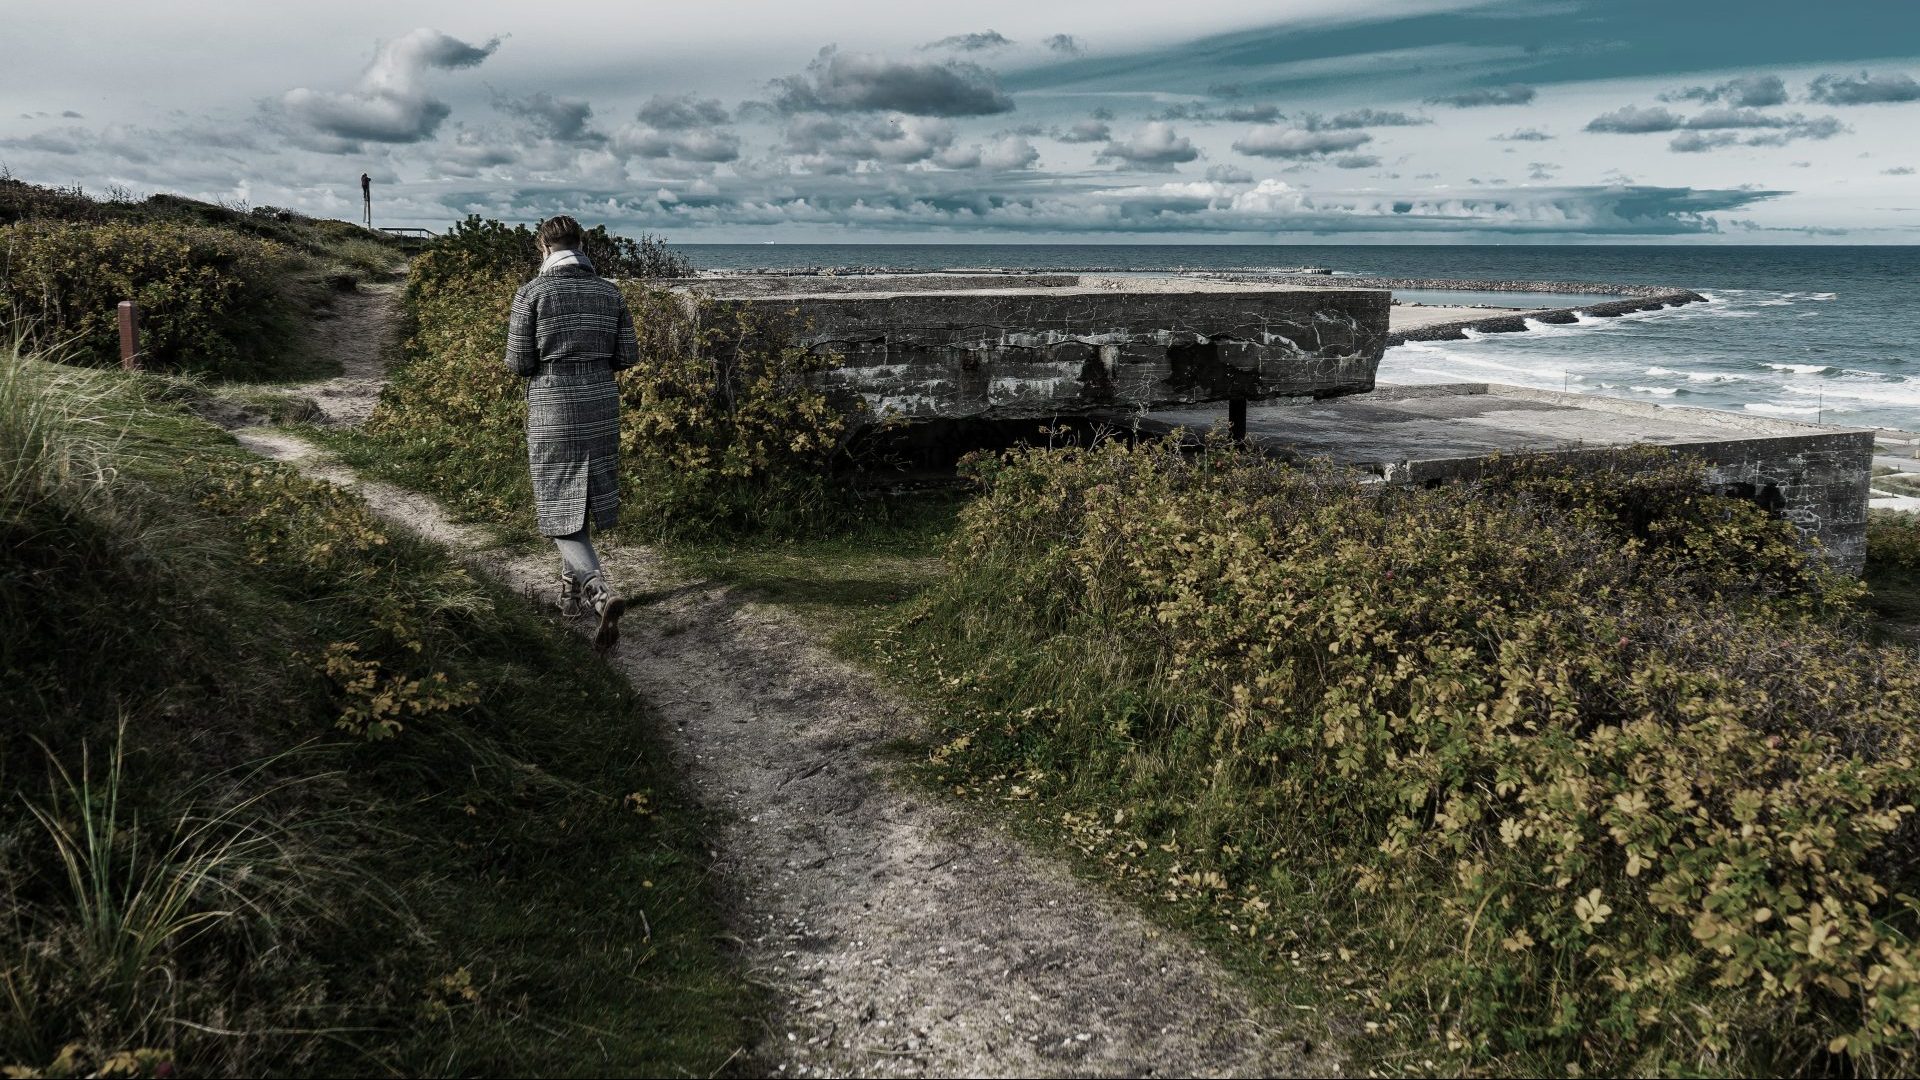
[540,248,592,273]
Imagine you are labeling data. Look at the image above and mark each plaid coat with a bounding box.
[505,264,641,537]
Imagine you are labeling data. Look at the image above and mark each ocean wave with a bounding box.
[1645,365,1682,376]
[1779,381,1920,407]
[1754,298,1794,306]
[1744,402,1821,417]
[1765,362,1833,375]
[1629,385,1680,396]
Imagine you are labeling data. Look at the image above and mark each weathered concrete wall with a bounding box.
[1135,383,1873,574]
[675,274,1390,423]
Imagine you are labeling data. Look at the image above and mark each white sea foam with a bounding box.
[1629,385,1679,396]
[1645,366,1682,376]
[1744,402,1821,417]
[1766,363,1832,375]
[1780,381,1920,407]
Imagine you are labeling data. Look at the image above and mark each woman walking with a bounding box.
[505,215,637,649]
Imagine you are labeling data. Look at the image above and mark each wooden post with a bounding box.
[1229,397,1247,444]
[117,301,142,371]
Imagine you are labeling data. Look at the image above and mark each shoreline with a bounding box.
[1184,272,1708,346]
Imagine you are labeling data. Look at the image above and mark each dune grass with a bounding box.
[1,342,756,1077]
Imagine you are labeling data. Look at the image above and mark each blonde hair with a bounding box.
[536,215,584,250]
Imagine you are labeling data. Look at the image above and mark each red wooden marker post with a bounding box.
[117,300,142,371]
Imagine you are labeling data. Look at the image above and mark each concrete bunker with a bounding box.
[672,273,1393,429]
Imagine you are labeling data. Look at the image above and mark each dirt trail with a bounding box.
[230,292,1333,1078]
[302,280,403,425]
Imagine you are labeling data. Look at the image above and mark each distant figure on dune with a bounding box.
[360,172,371,227]
[505,214,638,650]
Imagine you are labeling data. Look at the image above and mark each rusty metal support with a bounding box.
[117,301,143,371]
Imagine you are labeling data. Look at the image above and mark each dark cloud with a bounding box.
[1667,113,1843,152]
[781,114,961,171]
[1662,74,1787,108]
[1685,106,1791,129]
[1725,218,1850,237]
[1152,101,1281,123]
[281,28,499,146]
[1585,105,1684,133]
[1309,109,1429,130]
[1095,122,1199,169]
[1089,106,1114,121]
[1332,154,1380,169]
[768,46,1013,116]
[1493,127,1554,141]
[60,110,82,119]
[1807,71,1920,105]
[971,135,1040,170]
[1058,119,1111,143]
[636,94,730,130]
[1527,162,1558,180]
[0,120,260,168]
[1205,163,1252,183]
[1587,100,1845,147]
[495,92,603,146]
[1224,104,1283,124]
[0,128,91,155]
[618,99,742,163]
[1670,131,1737,153]
[1743,116,1844,145]
[1232,125,1371,159]
[1425,84,1535,108]
[1887,166,1917,176]
[923,30,1014,52]
[1044,34,1083,55]
[435,128,520,175]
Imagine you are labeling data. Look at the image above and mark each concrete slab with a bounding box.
[1138,383,1874,573]
[675,273,1390,423]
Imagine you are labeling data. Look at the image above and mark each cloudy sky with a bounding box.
[5,0,1919,243]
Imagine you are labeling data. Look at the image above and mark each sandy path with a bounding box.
[228,291,1333,1078]
[302,280,403,425]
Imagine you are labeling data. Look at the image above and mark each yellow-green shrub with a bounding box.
[1,221,299,376]
[897,436,1920,1075]
[1869,509,1920,571]
[366,229,855,538]
[193,458,485,724]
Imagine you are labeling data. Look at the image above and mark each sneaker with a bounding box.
[583,573,626,651]
[557,573,584,618]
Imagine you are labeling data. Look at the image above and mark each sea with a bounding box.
[680,244,1920,431]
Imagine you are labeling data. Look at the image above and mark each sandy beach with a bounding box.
[1387,304,1547,333]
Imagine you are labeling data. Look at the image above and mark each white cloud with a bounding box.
[1096,122,1199,168]
[281,28,499,146]
[1232,125,1371,158]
